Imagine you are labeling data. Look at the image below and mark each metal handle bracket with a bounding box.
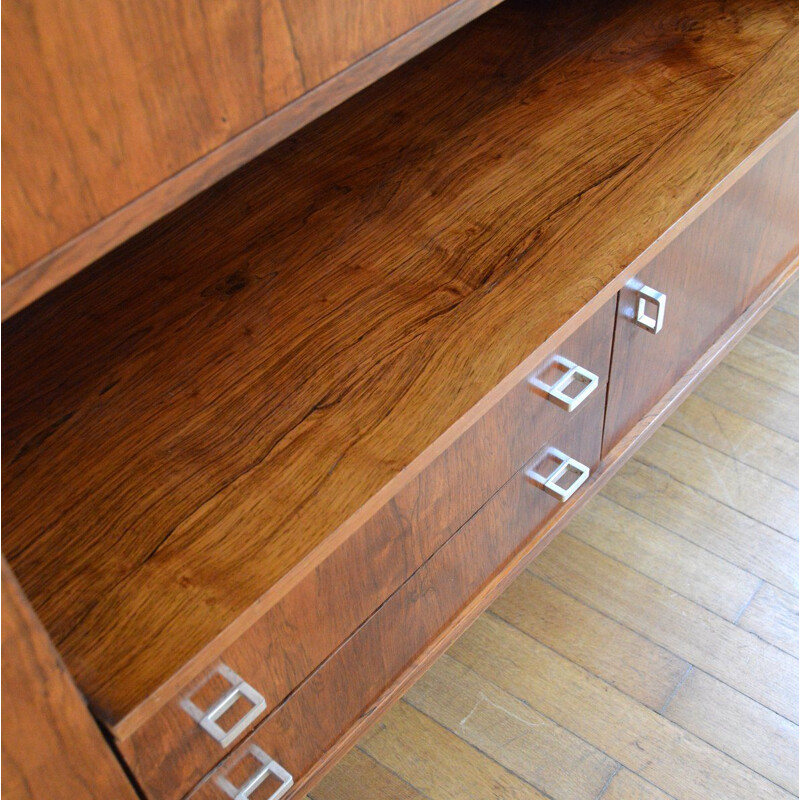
[180,663,267,748]
[215,745,294,800]
[634,284,667,334]
[526,447,590,502]
[536,356,599,412]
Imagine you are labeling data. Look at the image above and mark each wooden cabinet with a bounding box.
[603,130,799,455]
[1,0,797,798]
[1,0,505,319]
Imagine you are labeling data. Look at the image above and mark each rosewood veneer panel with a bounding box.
[117,302,614,799]
[192,391,606,800]
[1,561,138,800]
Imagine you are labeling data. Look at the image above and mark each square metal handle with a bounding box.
[215,745,293,800]
[634,284,666,334]
[180,663,267,748]
[526,447,590,502]
[537,356,599,412]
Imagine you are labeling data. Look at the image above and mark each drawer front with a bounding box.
[189,386,606,800]
[120,300,615,798]
[603,128,799,455]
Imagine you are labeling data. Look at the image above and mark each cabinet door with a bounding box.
[603,127,798,455]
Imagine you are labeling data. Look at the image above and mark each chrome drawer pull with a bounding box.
[180,663,267,748]
[526,447,590,502]
[634,284,667,334]
[539,356,599,412]
[215,745,293,800]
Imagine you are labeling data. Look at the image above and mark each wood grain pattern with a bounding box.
[663,668,799,794]
[603,126,799,454]
[491,571,689,710]
[776,280,799,315]
[2,0,509,317]
[695,361,799,439]
[0,560,138,800]
[737,582,799,656]
[450,614,790,800]
[2,0,796,737]
[203,262,795,799]
[605,459,799,595]
[635,427,798,539]
[359,702,549,800]
[190,392,607,799]
[118,302,614,799]
[666,393,799,487]
[530,534,799,722]
[310,749,427,800]
[751,304,799,352]
[601,770,674,800]
[566,495,762,622]
[724,334,799,395]
[403,655,618,800]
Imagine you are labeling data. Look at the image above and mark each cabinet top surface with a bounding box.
[2,0,797,730]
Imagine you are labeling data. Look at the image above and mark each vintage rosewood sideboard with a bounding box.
[2,0,798,798]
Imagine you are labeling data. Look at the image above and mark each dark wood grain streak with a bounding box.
[1,0,505,319]
[1,560,139,800]
[2,0,797,736]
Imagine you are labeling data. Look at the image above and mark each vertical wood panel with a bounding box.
[1,560,138,800]
[281,0,458,87]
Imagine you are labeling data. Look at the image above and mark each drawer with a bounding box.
[119,299,615,798]
[603,128,799,455]
[189,383,607,800]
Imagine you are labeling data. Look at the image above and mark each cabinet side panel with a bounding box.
[1,560,138,800]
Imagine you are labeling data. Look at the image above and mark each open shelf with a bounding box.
[2,0,796,729]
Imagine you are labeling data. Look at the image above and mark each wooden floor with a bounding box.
[309,281,799,800]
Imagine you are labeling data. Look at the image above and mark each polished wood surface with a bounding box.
[192,391,607,799]
[1,0,505,318]
[2,0,796,736]
[604,126,799,454]
[1,560,138,800]
[311,282,799,800]
[118,302,614,798]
